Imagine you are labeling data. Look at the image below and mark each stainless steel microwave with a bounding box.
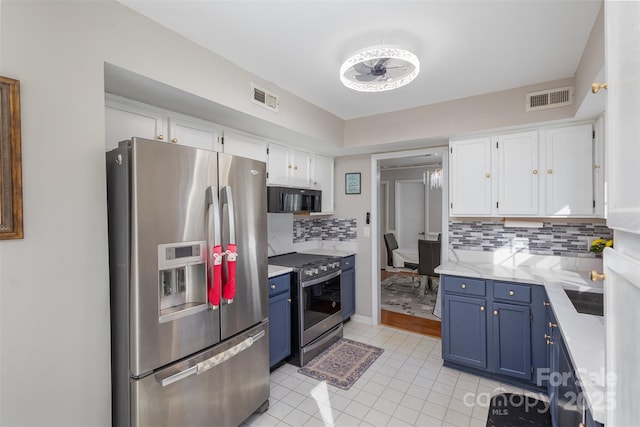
[267,187,321,213]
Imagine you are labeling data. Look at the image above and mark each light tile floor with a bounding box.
[243,321,547,427]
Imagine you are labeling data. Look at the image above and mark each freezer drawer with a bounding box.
[130,321,270,427]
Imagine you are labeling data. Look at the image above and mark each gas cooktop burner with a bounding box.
[268,252,332,267]
[269,252,342,280]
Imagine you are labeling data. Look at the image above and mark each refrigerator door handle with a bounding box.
[206,186,223,307]
[221,186,238,303]
[206,186,221,247]
[221,186,236,245]
[157,365,197,387]
[196,330,266,375]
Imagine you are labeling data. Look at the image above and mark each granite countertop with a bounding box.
[435,260,606,424]
[268,264,292,278]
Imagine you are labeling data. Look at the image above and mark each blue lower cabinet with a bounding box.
[442,274,546,388]
[491,302,531,381]
[341,256,355,320]
[443,294,487,369]
[268,274,291,368]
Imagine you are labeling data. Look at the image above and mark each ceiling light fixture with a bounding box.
[340,45,420,92]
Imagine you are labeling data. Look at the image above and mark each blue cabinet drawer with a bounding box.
[341,255,355,270]
[443,276,486,296]
[494,282,531,303]
[269,273,291,297]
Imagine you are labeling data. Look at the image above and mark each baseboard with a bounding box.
[349,314,373,325]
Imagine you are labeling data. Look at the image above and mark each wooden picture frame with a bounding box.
[345,172,361,195]
[0,76,23,239]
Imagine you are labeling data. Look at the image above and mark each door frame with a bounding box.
[370,146,449,325]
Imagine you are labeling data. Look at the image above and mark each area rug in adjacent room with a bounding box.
[381,273,440,320]
[486,393,552,427]
[297,338,383,390]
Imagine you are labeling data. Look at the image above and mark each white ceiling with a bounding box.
[117,0,602,121]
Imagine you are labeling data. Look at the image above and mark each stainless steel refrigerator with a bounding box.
[106,137,269,427]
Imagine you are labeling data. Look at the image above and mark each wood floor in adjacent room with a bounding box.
[380,270,442,338]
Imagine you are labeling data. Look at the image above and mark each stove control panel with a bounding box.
[301,257,341,280]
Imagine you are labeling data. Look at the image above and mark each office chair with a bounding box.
[383,232,418,291]
[418,238,441,295]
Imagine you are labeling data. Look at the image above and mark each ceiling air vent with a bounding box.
[525,86,574,112]
[251,84,279,112]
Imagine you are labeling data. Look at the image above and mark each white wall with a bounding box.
[0,1,342,425]
[333,156,372,320]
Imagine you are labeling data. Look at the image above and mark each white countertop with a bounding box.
[299,248,356,257]
[436,260,606,424]
[268,264,292,278]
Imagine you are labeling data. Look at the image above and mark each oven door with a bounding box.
[300,270,342,346]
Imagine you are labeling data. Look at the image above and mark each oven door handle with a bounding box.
[301,269,342,288]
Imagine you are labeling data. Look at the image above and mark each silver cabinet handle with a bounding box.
[509,290,515,296]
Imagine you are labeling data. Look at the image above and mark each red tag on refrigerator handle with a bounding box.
[208,245,222,307]
[222,243,237,302]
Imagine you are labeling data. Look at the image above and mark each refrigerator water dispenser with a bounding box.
[157,241,208,323]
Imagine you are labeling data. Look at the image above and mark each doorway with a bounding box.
[370,147,449,336]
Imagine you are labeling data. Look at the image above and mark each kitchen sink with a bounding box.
[564,289,604,316]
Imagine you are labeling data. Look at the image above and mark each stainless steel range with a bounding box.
[268,252,343,366]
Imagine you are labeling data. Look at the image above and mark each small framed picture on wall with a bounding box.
[345,172,361,195]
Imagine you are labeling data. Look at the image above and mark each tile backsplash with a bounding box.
[293,218,357,243]
[449,220,613,257]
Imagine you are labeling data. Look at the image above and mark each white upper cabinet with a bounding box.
[105,95,221,151]
[310,154,334,213]
[266,142,291,186]
[542,124,594,216]
[496,131,539,216]
[449,137,493,216]
[267,142,311,188]
[450,123,599,218]
[167,116,221,151]
[105,98,164,150]
[222,131,267,163]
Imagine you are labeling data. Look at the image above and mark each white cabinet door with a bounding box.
[222,131,267,163]
[105,100,165,150]
[450,137,493,216]
[605,0,640,233]
[311,154,334,213]
[267,142,290,186]
[496,131,539,215]
[289,149,311,187]
[543,124,593,216]
[168,116,221,151]
[593,115,605,218]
